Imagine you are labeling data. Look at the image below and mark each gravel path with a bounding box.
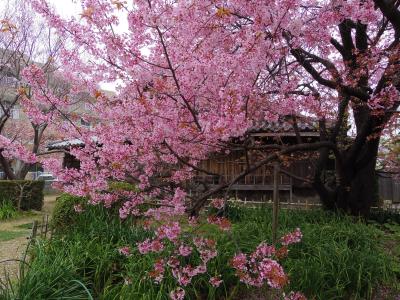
[0,195,58,282]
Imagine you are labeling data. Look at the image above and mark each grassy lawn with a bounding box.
[14,223,33,230]
[0,197,399,300]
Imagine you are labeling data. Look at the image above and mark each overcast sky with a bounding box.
[48,0,80,17]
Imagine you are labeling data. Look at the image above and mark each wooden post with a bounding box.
[40,215,45,237]
[272,162,280,244]
[44,215,49,239]
[31,220,38,240]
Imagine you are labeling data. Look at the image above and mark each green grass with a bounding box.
[1,203,399,300]
[14,223,34,230]
[375,221,400,279]
[223,205,399,299]
[0,200,18,220]
[0,230,26,242]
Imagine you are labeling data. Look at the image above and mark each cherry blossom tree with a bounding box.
[30,0,400,216]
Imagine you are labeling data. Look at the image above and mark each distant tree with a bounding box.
[0,0,78,180]
[378,126,400,175]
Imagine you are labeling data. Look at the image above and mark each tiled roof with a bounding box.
[47,139,85,150]
[47,136,99,150]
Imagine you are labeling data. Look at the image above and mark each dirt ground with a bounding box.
[0,194,59,282]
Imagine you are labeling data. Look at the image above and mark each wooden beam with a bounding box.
[272,162,280,243]
[250,132,320,137]
[202,184,291,191]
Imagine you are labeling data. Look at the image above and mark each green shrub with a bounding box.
[0,180,44,211]
[51,193,87,231]
[0,200,18,220]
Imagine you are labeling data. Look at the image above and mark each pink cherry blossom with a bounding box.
[156,222,181,242]
[169,287,185,300]
[178,245,193,257]
[209,275,223,287]
[73,204,85,213]
[210,198,225,210]
[281,228,302,246]
[118,246,131,257]
[137,239,164,254]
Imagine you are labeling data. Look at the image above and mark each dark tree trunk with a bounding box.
[334,158,378,216]
[317,139,380,216]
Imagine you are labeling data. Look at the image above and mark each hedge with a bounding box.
[51,193,87,231]
[0,180,44,211]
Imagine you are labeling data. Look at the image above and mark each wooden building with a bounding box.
[47,139,83,169]
[192,118,326,204]
[377,171,400,206]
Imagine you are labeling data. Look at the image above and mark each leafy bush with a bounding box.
[3,203,398,300]
[51,193,87,231]
[0,200,18,220]
[108,181,138,192]
[0,180,44,211]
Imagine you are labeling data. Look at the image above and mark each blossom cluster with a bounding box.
[231,229,302,289]
[0,136,37,164]
[232,248,287,288]
[280,228,303,246]
[206,216,232,231]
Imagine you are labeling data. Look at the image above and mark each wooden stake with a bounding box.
[40,215,45,237]
[272,162,280,244]
[44,215,49,239]
[31,220,38,240]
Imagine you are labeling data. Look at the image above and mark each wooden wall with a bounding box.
[378,172,400,203]
[196,151,314,188]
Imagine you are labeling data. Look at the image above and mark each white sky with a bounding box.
[48,0,128,91]
[48,0,80,17]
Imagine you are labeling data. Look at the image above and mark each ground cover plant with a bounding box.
[1,198,397,300]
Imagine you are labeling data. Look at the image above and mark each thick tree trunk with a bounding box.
[317,142,379,216]
[334,158,378,216]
